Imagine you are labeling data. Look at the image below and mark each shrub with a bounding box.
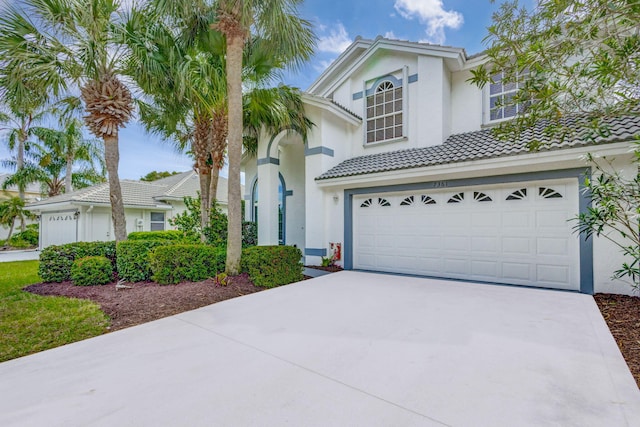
[170,196,258,247]
[242,221,258,247]
[6,238,33,249]
[71,256,113,286]
[127,230,187,241]
[39,241,116,283]
[149,244,226,285]
[10,228,39,246]
[241,246,303,288]
[203,205,228,247]
[116,239,174,282]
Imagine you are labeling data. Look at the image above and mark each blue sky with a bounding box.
[1,0,505,181]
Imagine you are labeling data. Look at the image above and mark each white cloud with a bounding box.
[394,0,463,45]
[313,59,334,73]
[317,22,353,55]
[384,31,398,40]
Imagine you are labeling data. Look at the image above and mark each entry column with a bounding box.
[256,160,280,245]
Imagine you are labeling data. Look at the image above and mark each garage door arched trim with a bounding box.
[343,168,593,294]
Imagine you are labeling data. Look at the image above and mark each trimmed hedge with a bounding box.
[116,239,175,282]
[71,256,113,286]
[127,230,186,241]
[10,228,39,246]
[241,245,303,288]
[149,244,226,285]
[39,241,117,283]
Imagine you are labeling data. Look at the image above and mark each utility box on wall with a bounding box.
[330,242,342,261]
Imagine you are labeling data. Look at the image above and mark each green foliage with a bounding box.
[140,170,179,181]
[0,197,35,244]
[127,230,189,241]
[470,0,640,144]
[241,245,303,288]
[169,196,202,241]
[574,139,640,289]
[10,227,38,246]
[71,256,113,286]
[242,221,258,247]
[0,260,108,363]
[116,239,174,282]
[38,241,116,283]
[170,196,258,247]
[204,202,228,246]
[214,272,228,287]
[321,256,334,267]
[149,244,227,285]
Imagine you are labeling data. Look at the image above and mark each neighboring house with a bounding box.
[242,36,640,295]
[0,173,42,240]
[28,171,236,249]
[0,173,43,202]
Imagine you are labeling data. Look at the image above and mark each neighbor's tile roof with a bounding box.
[316,115,640,180]
[27,171,232,209]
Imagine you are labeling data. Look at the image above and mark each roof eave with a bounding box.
[314,141,633,188]
[303,93,362,126]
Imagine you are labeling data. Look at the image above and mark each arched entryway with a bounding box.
[251,173,287,245]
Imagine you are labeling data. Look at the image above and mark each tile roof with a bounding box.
[316,115,640,181]
[27,171,231,209]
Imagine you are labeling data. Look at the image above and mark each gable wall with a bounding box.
[450,68,484,134]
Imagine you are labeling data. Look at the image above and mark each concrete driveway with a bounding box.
[1,271,639,427]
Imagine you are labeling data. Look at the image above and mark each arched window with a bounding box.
[366,79,403,143]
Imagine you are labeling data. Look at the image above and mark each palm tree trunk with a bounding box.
[65,155,73,193]
[209,167,220,208]
[17,133,26,232]
[225,33,244,275]
[4,218,16,248]
[199,169,211,242]
[103,134,127,241]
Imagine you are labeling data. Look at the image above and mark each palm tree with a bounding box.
[0,0,134,241]
[213,0,315,274]
[0,108,47,201]
[0,197,35,248]
[2,121,105,197]
[123,2,314,243]
[122,5,223,233]
[32,118,105,193]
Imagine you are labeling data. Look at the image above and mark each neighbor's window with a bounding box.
[150,212,165,231]
[489,69,529,121]
[366,80,403,143]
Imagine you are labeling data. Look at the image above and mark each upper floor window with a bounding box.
[366,80,403,144]
[489,70,529,122]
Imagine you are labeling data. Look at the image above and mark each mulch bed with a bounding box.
[305,265,344,273]
[594,294,640,388]
[24,274,263,331]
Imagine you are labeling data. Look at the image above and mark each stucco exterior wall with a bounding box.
[450,69,483,134]
[279,141,306,249]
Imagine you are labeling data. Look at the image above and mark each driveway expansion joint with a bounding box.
[174,315,453,427]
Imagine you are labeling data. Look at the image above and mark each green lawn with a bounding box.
[0,260,109,363]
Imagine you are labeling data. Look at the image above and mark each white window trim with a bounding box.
[362,66,409,147]
[150,211,165,231]
[483,69,528,125]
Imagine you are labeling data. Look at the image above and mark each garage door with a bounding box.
[353,179,580,291]
[41,211,78,249]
